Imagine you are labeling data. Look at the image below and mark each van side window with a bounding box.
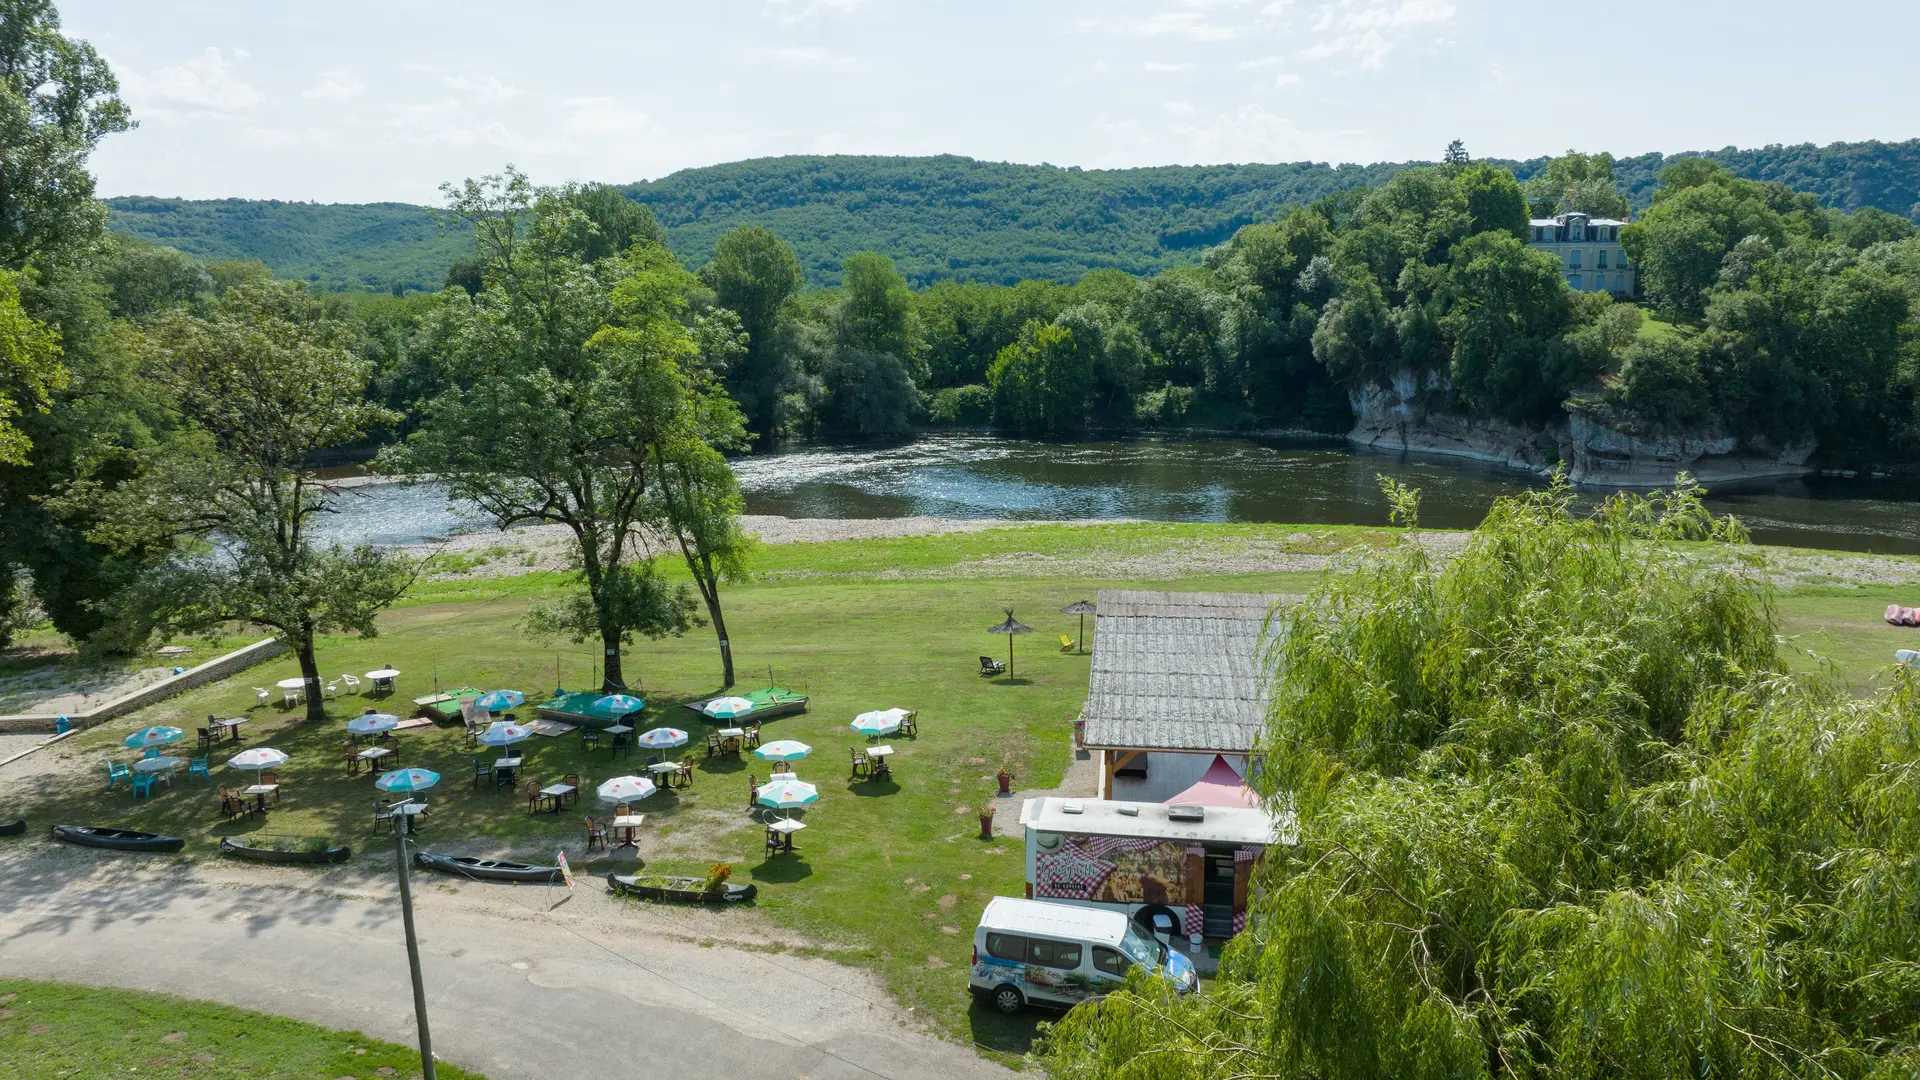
[1030,939,1083,970]
[1091,946,1129,976]
[985,933,1028,962]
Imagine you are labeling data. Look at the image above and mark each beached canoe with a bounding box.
[414,851,563,883]
[51,824,185,853]
[0,818,24,837]
[606,872,756,904]
[219,836,351,864]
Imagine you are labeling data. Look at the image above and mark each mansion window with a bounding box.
[1568,250,1582,268]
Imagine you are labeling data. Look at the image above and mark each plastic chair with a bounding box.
[106,761,130,791]
[584,817,608,852]
[1059,634,1074,651]
[281,686,303,709]
[850,747,871,779]
[677,756,694,789]
[324,681,339,699]
[472,757,494,787]
[899,710,918,737]
[609,733,631,759]
[252,687,270,708]
[188,756,211,782]
[580,728,600,751]
[341,673,362,694]
[130,772,155,799]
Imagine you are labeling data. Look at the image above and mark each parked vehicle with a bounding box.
[968,896,1197,1014]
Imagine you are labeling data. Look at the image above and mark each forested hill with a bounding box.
[106,138,1920,291]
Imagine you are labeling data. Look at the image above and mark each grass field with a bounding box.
[5,521,1918,1052]
[0,978,483,1080]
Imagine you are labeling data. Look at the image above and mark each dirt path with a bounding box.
[0,844,1009,1080]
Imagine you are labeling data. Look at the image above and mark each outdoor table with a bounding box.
[867,744,894,778]
[241,783,278,814]
[765,817,806,854]
[131,756,180,773]
[210,717,247,741]
[495,756,522,785]
[365,668,400,692]
[647,761,681,787]
[381,800,428,835]
[539,783,575,814]
[274,677,308,690]
[603,724,633,735]
[611,814,646,848]
[717,727,744,753]
[356,746,393,769]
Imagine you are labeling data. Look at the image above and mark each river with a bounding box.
[309,435,1920,555]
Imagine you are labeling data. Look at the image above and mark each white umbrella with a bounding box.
[227,747,288,775]
[753,740,812,763]
[702,696,755,719]
[851,710,903,737]
[478,721,532,748]
[346,713,400,736]
[597,775,659,802]
[637,727,689,750]
[755,777,819,819]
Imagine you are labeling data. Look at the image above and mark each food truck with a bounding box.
[1017,795,1285,942]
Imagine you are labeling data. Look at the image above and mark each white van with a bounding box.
[968,896,1199,1014]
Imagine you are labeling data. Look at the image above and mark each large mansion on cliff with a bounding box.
[1527,211,1636,296]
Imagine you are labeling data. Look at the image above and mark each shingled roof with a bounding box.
[1080,589,1291,754]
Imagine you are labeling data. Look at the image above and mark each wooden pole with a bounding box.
[393,807,437,1080]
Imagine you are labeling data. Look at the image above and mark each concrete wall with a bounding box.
[0,637,285,734]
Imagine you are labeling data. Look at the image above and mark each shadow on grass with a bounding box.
[989,678,1034,687]
[847,778,901,797]
[750,854,814,883]
[967,998,1046,1055]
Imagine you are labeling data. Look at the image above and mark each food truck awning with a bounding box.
[1166,755,1259,809]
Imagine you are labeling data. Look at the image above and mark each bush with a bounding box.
[927,384,992,426]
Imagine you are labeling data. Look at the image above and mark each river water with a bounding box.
[310,435,1920,555]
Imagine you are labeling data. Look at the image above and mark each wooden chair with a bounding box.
[706,731,723,758]
[677,755,694,789]
[849,747,871,780]
[770,760,792,776]
[562,773,582,809]
[746,775,760,811]
[614,802,631,818]
[583,816,608,852]
[744,725,762,749]
[343,743,362,776]
[260,770,282,805]
[216,786,242,819]
[898,710,918,737]
[380,735,401,768]
[524,780,553,815]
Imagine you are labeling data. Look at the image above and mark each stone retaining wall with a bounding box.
[0,637,285,734]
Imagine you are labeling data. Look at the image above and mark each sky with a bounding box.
[61,0,1915,206]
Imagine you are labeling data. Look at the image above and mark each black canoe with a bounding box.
[606,872,756,904]
[0,818,24,837]
[414,851,563,883]
[220,836,351,864]
[51,824,185,853]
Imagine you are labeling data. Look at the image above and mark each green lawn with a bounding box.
[0,979,482,1079]
[8,521,1917,1055]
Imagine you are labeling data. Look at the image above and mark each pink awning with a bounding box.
[1167,755,1258,808]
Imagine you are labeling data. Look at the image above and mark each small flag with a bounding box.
[557,851,574,889]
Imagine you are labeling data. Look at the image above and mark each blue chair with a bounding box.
[188,756,210,782]
[144,747,162,759]
[129,772,155,799]
[106,761,130,791]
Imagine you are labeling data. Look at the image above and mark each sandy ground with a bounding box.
[0,843,1009,1080]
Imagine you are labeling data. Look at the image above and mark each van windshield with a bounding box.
[1120,924,1164,969]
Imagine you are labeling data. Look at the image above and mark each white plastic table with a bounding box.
[647,761,681,780]
[717,727,744,738]
[356,746,392,763]
[765,816,805,853]
[241,782,278,813]
[611,813,645,847]
[209,717,248,741]
[866,745,894,759]
[603,724,632,735]
[131,756,180,773]
[275,678,309,690]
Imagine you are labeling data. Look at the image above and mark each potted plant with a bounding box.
[703,862,733,897]
[978,805,995,840]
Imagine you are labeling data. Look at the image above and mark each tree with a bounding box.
[387,170,705,692]
[1441,138,1470,176]
[0,269,63,464]
[0,0,133,268]
[1524,150,1632,220]
[988,320,1093,434]
[1622,166,1788,321]
[702,226,803,436]
[1456,164,1529,240]
[92,281,411,719]
[1443,231,1589,425]
[562,183,669,264]
[837,252,916,360]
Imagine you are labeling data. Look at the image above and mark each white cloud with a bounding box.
[1163,100,1197,114]
[443,75,523,102]
[1145,61,1195,72]
[124,47,263,115]
[302,70,365,101]
[765,45,853,65]
[765,0,872,25]
[1274,73,1303,87]
[1298,0,1456,69]
[1239,55,1284,68]
[1087,5,1249,42]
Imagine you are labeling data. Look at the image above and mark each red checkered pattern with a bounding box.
[1232,910,1248,935]
[1034,844,1116,899]
[1086,835,1169,859]
[1183,904,1204,937]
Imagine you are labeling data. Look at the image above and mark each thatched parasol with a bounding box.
[989,609,1033,675]
[1060,599,1096,653]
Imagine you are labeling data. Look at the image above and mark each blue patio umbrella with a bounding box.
[594,694,644,716]
[476,689,524,711]
[376,767,441,793]
[124,726,185,750]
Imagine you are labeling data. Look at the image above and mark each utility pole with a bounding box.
[393,804,437,1080]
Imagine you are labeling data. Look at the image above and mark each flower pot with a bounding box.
[978,809,995,840]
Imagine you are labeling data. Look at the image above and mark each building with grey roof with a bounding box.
[1528,210,1636,296]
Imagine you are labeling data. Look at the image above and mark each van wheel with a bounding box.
[991,984,1025,1014]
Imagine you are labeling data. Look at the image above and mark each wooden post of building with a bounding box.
[1232,847,1257,925]
[1185,848,1207,906]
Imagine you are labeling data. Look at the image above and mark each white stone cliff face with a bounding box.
[1347,374,1817,489]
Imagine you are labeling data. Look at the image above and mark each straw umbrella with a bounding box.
[988,609,1033,676]
[1060,599,1096,653]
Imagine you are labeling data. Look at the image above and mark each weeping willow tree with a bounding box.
[1038,475,1920,1080]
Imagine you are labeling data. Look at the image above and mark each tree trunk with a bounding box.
[295,627,327,723]
[601,629,626,693]
[695,552,735,689]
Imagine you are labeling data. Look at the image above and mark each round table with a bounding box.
[131,756,180,773]
[365,669,400,680]
[274,677,310,690]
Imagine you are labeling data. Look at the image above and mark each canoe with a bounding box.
[51,824,185,853]
[414,851,563,883]
[606,872,757,904]
[219,836,351,864]
[0,818,24,837]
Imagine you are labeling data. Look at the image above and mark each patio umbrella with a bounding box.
[375,768,440,794]
[702,696,755,720]
[637,727,688,765]
[597,775,658,802]
[1060,599,1096,653]
[1899,649,1920,667]
[475,689,524,712]
[227,747,288,776]
[594,694,645,717]
[988,609,1033,676]
[850,710,902,737]
[753,739,812,763]
[755,777,819,819]
[346,713,400,736]
[123,726,185,751]
[478,721,532,748]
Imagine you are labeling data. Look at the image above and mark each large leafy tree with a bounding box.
[1524,150,1632,220]
[702,225,803,437]
[988,320,1092,434]
[1041,479,1920,1079]
[0,269,62,464]
[91,282,412,719]
[0,0,132,269]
